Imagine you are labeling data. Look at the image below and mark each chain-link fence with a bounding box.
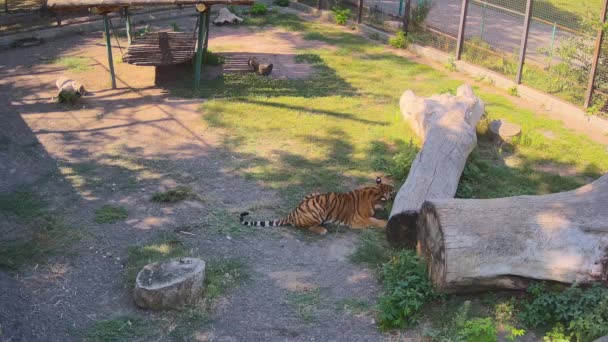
[300,0,608,114]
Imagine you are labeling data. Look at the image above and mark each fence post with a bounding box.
[4,0,8,13]
[317,0,321,10]
[102,14,117,89]
[357,0,363,23]
[125,7,133,45]
[515,0,533,84]
[585,0,608,108]
[455,0,468,60]
[401,0,411,33]
[398,0,403,16]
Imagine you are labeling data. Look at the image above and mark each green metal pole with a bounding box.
[548,22,556,67]
[125,7,133,45]
[202,7,211,63]
[398,0,403,16]
[194,10,206,89]
[103,14,117,89]
[480,1,486,39]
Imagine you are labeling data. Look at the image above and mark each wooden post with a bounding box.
[125,7,133,45]
[357,0,363,24]
[194,9,206,89]
[401,0,411,33]
[316,0,321,10]
[585,0,608,108]
[103,14,117,89]
[515,0,533,84]
[455,0,468,60]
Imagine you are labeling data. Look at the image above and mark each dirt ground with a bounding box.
[0,13,401,342]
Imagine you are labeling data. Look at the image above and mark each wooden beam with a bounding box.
[455,0,468,60]
[515,0,533,84]
[47,0,253,10]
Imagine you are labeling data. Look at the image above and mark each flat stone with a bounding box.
[134,257,205,310]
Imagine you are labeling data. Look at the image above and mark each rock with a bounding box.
[213,7,244,26]
[134,257,205,310]
[489,119,521,146]
[247,57,273,76]
[595,336,608,342]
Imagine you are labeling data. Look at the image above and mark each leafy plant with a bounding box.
[519,283,608,341]
[445,54,457,72]
[377,250,435,330]
[273,0,290,7]
[544,324,572,342]
[410,0,432,31]
[508,85,519,97]
[94,205,128,224]
[457,317,497,342]
[389,31,412,49]
[331,6,351,25]
[249,3,268,15]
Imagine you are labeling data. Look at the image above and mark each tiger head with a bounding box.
[372,177,395,211]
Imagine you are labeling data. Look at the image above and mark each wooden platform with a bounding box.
[123,32,196,66]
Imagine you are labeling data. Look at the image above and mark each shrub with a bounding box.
[388,31,412,49]
[273,0,290,7]
[331,6,350,25]
[377,250,435,330]
[457,317,497,342]
[519,283,608,341]
[410,0,432,31]
[249,3,268,15]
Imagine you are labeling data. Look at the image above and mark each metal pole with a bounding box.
[103,14,117,89]
[480,1,486,39]
[398,0,403,16]
[5,0,8,13]
[401,0,411,33]
[515,0,533,84]
[357,0,363,23]
[125,7,133,45]
[203,7,211,63]
[548,22,556,67]
[194,9,205,89]
[585,0,608,108]
[455,0,468,60]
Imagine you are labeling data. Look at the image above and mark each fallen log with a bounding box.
[386,84,485,248]
[417,174,608,293]
[248,57,273,76]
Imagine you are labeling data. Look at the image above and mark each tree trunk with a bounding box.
[401,0,411,32]
[386,84,485,248]
[418,174,608,293]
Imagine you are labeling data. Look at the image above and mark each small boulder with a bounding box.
[213,7,244,26]
[134,257,205,310]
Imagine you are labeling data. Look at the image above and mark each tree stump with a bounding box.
[213,7,244,26]
[134,257,205,310]
[248,57,273,76]
[55,77,85,104]
[417,174,608,293]
[386,84,485,248]
[489,119,521,146]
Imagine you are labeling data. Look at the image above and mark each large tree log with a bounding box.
[418,174,608,293]
[386,84,485,248]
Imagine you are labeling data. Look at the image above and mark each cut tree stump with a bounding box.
[248,57,273,76]
[134,257,205,310]
[386,84,485,248]
[418,174,608,293]
[489,119,521,146]
[213,7,243,26]
[55,76,85,103]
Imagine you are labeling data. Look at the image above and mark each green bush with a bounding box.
[378,250,435,330]
[457,317,497,342]
[410,0,432,31]
[388,31,412,49]
[520,283,608,341]
[249,3,268,15]
[273,0,290,6]
[331,6,350,25]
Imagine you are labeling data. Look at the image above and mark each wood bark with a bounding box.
[418,174,608,293]
[386,84,485,248]
[134,257,205,310]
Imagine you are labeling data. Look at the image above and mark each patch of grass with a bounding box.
[200,209,269,237]
[508,85,519,97]
[389,31,412,49]
[84,316,153,342]
[249,3,268,15]
[151,186,196,203]
[0,188,78,270]
[49,56,91,72]
[336,298,372,317]
[204,50,225,65]
[294,53,323,64]
[204,258,250,302]
[170,22,181,32]
[124,232,188,284]
[349,229,392,268]
[94,205,128,224]
[286,289,323,322]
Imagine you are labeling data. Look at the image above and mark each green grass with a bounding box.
[167,13,607,205]
[0,188,78,270]
[49,56,92,73]
[151,186,196,203]
[349,229,392,268]
[83,316,153,342]
[93,205,128,224]
[336,298,373,317]
[286,289,324,322]
[204,258,250,302]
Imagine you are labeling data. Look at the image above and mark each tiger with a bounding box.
[239,177,394,235]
